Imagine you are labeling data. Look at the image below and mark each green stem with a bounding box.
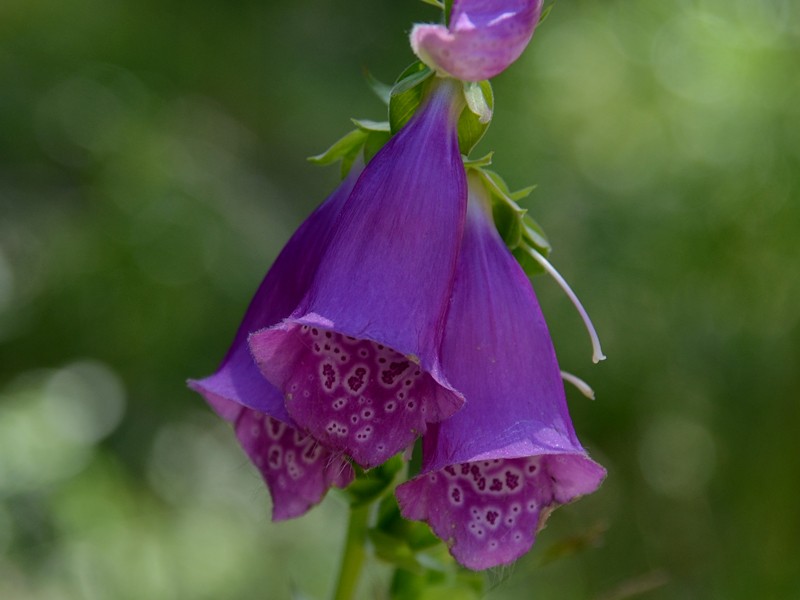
[332,503,370,600]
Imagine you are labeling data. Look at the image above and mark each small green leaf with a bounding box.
[457,80,493,155]
[375,494,441,551]
[308,128,367,166]
[462,152,493,169]
[351,118,391,132]
[522,214,552,255]
[369,529,428,574]
[540,1,557,25]
[364,69,392,105]
[509,184,536,201]
[390,569,483,600]
[342,455,403,507]
[492,198,524,249]
[389,63,434,134]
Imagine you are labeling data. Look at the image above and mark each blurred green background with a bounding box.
[1,0,799,598]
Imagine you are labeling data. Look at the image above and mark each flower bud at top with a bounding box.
[411,0,544,82]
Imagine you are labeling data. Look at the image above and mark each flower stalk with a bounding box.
[332,502,371,600]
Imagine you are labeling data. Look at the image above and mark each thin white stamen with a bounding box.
[560,370,595,400]
[522,244,606,364]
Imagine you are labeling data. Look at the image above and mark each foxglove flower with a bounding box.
[396,174,605,570]
[411,0,544,81]
[187,168,362,520]
[249,80,467,469]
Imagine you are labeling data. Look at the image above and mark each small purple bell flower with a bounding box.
[411,0,544,82]
[396,173,605,570]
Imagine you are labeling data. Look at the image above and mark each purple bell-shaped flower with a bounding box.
[396,173,605,570]
[249,80,468,469]
[188,166,363,520]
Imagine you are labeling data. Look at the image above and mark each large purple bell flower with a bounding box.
[187,167,363,520]
[248,80,468,469]
[411,0,544,82]
[396,173,605,570]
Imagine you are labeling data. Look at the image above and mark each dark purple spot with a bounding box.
[461,464,471,475]
[322,363,336,390]
[268,420,283,437]
[490,479,503,492]
[486,510,498,525]
[444,465,457,476]
[381,360,410,385]
[311,328,318,335]
[325,332,332,339]
[528,464,537,473]
[506,472,520,490]
[268,448,281,468]
[347,367,367,392]
[451,488,461,503]
[477,477,486,491]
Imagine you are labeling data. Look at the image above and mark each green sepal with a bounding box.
[375,493,441,552]
[364,69,392,105]
[457,80,493,155]
[462,152,493,169]
[389,62,435,134]
[351,119,391,132]
[539,1,557,25]
[351,119,392,163]
[419,0,444,8]
[474,169,527,249]
[308,128,368,178]
[510,185,536,201]
[522,213,552,256]
[341,455,404,508]
[390,568,484,600]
